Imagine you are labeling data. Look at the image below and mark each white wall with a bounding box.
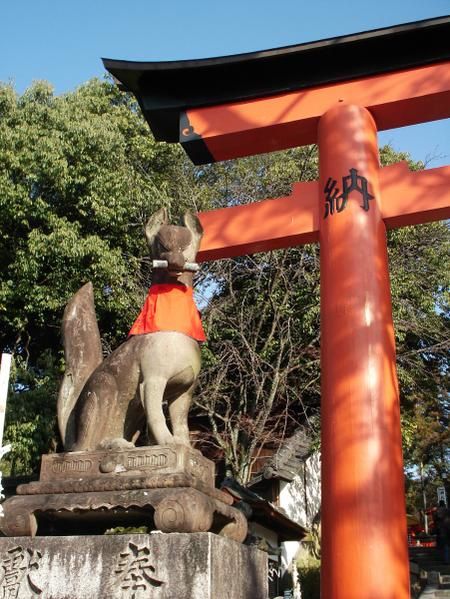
[279,452,321,529]
[278,452,321,587]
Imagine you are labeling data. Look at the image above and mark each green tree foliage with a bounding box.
[389,219,449,510]
[379,146,449,507]
[0,79,208,354]
[0,79,211,473]
[2,353,58,475]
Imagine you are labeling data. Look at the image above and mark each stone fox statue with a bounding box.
[57,208,204,452]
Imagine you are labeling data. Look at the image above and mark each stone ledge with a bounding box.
[0,532,267,599]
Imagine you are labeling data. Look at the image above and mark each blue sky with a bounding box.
[1,0,449,167]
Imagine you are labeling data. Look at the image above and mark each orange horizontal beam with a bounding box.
[197,162,450,261]
[184,62,450,162]
[197,181,319,262]
[380,162,450,228]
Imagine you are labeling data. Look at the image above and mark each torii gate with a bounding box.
[104,17,450,599]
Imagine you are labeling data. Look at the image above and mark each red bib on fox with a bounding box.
[128,284,206,342]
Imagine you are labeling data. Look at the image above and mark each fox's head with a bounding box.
[145,208,204,286]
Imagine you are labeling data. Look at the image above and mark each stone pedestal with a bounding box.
[1,446,247,542]
[0,533,267,598]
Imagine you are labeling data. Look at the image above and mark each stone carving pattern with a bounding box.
[127,452,169,469]
[51,458,93,475]
[113,542,165,598]
[100,450,173,474]
[0,546,42,597]
[154,496,187,531]
[41,447,183,481]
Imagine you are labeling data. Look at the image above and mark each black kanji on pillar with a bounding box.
[324,168,374,218]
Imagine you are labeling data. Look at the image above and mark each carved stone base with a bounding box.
[0,533,268,598]
[39,444,215,487]
[1,486,247,542]
[1,446,247,543]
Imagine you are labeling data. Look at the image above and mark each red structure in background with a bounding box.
[105,17,450,598]
[319,104,409,598]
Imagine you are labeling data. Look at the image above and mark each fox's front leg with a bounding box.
[168,385,194,446]
[140,378,174,445]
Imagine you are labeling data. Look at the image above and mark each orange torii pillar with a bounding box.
[319,104,408,598]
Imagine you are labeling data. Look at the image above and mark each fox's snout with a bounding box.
[159,250,186,272]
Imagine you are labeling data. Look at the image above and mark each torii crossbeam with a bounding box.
[104,16,450,599]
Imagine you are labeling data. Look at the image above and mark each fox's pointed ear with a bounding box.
[145,208,168,247]
[183,211,203,240]
[183,211,203,258]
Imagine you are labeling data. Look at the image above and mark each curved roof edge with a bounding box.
[103,16,450,143]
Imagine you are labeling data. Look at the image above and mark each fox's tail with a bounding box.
[57,282,103,449]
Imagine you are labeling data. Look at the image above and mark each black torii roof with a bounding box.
[103,16,450,144]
